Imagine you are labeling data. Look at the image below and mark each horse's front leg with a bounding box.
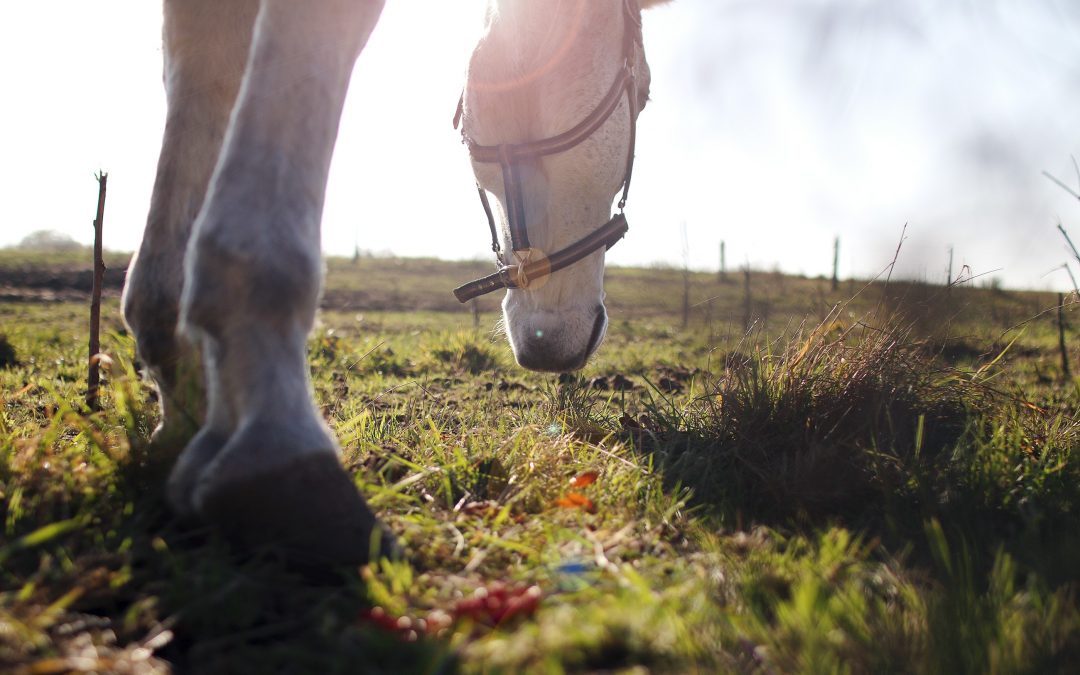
[177,0,391,564]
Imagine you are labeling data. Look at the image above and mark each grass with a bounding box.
[1,253,1079,672]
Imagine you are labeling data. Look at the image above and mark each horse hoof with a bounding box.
[166,428,230,517]
[197,452,398,566]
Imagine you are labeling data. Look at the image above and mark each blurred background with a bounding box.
[1,0,1078,289]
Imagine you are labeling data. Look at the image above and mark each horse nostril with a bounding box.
[580,306,607,367]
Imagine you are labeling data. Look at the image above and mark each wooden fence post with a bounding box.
[681,223,690,329]
[1059,293,1071,380]
[831,237,840,292]
[742,266,752,332]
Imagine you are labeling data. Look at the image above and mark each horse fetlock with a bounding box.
[166,426,230,516]
[190,413,339,508]
[141,339,204,442]
[149,390,203,454]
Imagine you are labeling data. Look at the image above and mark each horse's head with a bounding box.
[459,0,660,372]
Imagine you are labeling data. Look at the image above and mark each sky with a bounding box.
[1,0,1079,290]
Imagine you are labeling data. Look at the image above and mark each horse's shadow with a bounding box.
[109,442,457,675]
[554,343,1080,590]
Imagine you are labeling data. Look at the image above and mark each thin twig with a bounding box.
[87,171,108,411]
[344,340,386,372]
[948,267,1003,287]
[997,295,1078,340]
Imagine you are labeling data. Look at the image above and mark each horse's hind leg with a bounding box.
[123,0,258,455]
[178,0,391,564]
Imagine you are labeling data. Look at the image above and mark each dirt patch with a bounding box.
[589,374,637,391]
[0,267,127,292]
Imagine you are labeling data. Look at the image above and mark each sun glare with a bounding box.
[323,0,493,259]
[1,1,1078,289]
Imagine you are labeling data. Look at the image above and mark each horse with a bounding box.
[121,0,665,565]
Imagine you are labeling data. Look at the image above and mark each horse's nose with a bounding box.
[511,305,607,373]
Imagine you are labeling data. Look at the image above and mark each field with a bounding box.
[1,251,1079,673]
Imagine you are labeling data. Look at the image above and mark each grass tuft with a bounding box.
[426,332,501,375]
[637,315,980,523]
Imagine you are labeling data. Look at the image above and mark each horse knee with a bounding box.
[123,254,183,367]
[182,228,323,337]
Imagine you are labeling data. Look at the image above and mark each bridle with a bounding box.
[452,0,644,303]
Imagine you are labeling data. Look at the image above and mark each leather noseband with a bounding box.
[453,0,644,303]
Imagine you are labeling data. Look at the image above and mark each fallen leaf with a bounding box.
[555,492,596,512]
[569,471,599,488]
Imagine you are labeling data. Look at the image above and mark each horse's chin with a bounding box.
[503,299,607,373]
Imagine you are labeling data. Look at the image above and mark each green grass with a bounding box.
[1,254,1079,673]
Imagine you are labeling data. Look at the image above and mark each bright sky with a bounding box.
[2,0,1079,290]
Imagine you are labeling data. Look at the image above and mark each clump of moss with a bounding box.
[0,334,16,368]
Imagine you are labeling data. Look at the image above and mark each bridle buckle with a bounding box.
[513,248,534,288]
